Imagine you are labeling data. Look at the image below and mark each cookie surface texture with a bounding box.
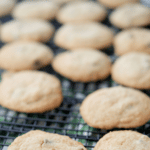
[57,1,107,23]
[0,0,16,17]
[94,130,150,150]
[80,86,150,129]
[13,1,59,20]
[0,71,63,113]
[98,0,139,8]
[109,3,150,28]
[1,20,54,43]
[0,41,53,71]
[52,50,111,82]
[54,22,114,49]
[114,28,150,56]
[112,52,150,89]
[8,130,87,150]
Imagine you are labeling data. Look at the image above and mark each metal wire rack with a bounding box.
[0,1,150,150]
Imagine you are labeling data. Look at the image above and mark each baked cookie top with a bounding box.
[0,41,53,71]
[52,49,111,82]
[94,130,150,150]
[0,0,16,17]
[109,3,150,28]
[112,52,150,89]
[8,130,87,150]
[80,86,150,129]
[54,22,114,49]
[114,28,150,56]
[57,1,107,23]
[13,1,59,20]
[1,20,54,43]
[98,0,139,8]
[0,71,63,113]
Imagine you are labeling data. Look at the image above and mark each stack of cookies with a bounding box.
[0,0,149,149]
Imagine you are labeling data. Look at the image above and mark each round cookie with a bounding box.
[112,52,150,89]
[8,130,87,150]
[114,28,150,56]
[13,1,59,20]
[52,50,111,82]
[80,86,150,129]
[1,20,54,43]
[0,41,53,71]
[109,3,150,29]
[94,130,150,150]
[0,0,16,17]
[56,1,107,23]
[0,71,63,113]
[54,22,114,49]
[98,0,139,9]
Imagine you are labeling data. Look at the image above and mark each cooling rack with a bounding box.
[0,0,150,150]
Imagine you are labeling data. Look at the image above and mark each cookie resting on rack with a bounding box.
[56,1,107,23]
[80,86,150,129]
[114,28,150,56]
[109,3,150,28]
[112,52,150,89]
[52,49,112,82]
[0,41,53,71]
[98,0,139,8]
[1,20,54,43]
[94,130,150,150]
[0,0,16,17]
[8,130,87,150]
[54,22,114,50]
[13,1,59,20]
[0,71,63,113]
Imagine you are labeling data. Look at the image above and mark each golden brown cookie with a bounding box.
[109,3,150,28]
[0,41,53,71]
[56,1,107,23]
[112,52,150,89]
[8,130,87,150]
[52,49,111,82]
[0,0,16,17]
[94,130,150,150]
[54,22,114,49]
[98,0,139,8]
[1,20,54,43]
[114,28,150,56]
[13,1,59,20]
[80,86,150,129]
[0,71,63,113]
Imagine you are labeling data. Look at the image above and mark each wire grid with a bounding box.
[0,1,150,150]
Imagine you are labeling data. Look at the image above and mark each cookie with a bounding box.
[0,0,16,17]
[56,1,107,23]
[13,1,59,20]
[112,52,150,89]
[1,20,54,43]
[52,49,111,82]
[54,22,114,49]
[8,130,87,150]
[94,130,150,150]
[114,28,150,56]
[80,86,150,129]
[0,71,63,113]
[25,0,88,5]
[0,41,53,71]
[98,0,139,9]
[109,3,150,28]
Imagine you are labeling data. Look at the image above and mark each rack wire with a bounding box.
[0,1,150,150]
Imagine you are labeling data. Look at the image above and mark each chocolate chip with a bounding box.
[33,60,41,67]
[44,139,53,144]
[147,43,150,48]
